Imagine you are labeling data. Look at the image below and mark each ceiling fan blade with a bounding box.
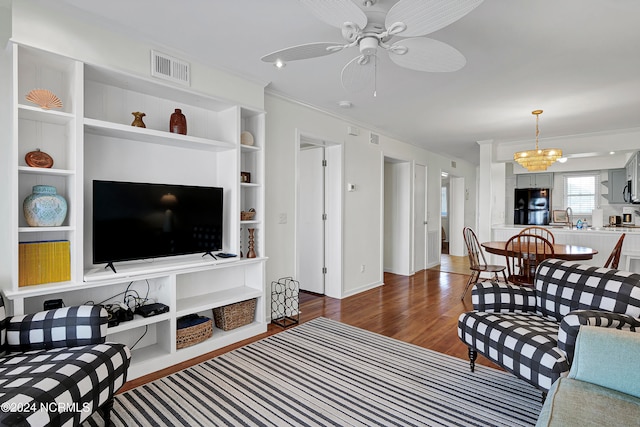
[261,42,345,63]
[341,55,375,93]
[389,37,466,72]
[299,0,367,30]
[385,0,484,37]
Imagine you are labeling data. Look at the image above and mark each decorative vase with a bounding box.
[131,111,146,128]
[247,228,257,258]
[23,185,68,227]
[170,108,187,135]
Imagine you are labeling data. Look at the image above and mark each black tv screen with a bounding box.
[93,180,223,265]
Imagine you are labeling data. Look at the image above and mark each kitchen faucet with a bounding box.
[566,207,573,229]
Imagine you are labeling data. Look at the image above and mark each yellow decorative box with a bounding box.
[18,240,70,287]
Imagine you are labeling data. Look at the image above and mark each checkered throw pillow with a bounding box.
[472,281,537,313]
[6,305,107,353]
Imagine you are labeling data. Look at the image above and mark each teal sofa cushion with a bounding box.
[536,377,640,427]
[569,326,640,399]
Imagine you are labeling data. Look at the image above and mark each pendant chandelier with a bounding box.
[513,110,562,171]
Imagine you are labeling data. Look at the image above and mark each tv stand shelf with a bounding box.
[84,256,266,282]
[176,286,262,316]
[107,312,172,335]
[7,43,266,381]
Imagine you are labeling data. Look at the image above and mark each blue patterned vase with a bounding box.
[23,185,68,227]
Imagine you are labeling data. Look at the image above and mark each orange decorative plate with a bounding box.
[25,149,54,168]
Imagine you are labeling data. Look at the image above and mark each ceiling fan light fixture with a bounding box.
[263,0,485,92]
[513,110,563,171]
[359,37,378,56]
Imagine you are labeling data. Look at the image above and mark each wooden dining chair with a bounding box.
[604,233,625,269]
[461,227,508,300]
[519,226,555,244]
[504,233,555,287]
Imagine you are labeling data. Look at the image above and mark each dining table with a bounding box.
[481,241,598,261]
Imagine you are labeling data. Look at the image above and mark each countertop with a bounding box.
[494,225,640,233]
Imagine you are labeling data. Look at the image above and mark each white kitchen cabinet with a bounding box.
[516,173,553,189]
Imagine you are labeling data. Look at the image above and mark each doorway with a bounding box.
[440,172,450,255]
[296,133,343,297]
[383,156,411,276]
[448,176,466,256]
[414,164,428,272]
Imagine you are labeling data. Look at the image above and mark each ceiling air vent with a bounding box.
[370,132,380,145]
[151,50,190,86]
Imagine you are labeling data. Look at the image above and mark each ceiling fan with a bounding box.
[261,0,484,94]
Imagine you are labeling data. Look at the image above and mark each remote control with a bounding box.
[216,252,237,258]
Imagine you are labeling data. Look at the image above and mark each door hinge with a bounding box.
[322,213,327,221]
[322,159,327,167]
[322,267,327,274]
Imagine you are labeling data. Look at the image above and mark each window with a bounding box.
[441,186,448,216]
[563,174,598,215]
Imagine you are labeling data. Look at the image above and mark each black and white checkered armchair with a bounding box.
[458,259,640,392]
[0,298,131,426]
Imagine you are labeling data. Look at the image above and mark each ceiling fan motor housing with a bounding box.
[359,37,378,56]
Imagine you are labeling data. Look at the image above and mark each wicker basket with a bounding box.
[176,316,213,349]
[213,298,256,331]
[241,209,256,221]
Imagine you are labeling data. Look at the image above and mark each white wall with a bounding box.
[265,94,479,296]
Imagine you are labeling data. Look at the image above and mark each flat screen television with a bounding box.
[93,180,223,270]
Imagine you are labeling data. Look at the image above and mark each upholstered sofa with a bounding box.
[0,299,131,426]
[536,326,640,426]
[458,259,640,392]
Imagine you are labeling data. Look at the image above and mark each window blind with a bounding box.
[563,174,598,215]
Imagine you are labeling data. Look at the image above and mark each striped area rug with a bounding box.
[105,318,542,426]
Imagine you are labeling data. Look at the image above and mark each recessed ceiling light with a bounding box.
[273,59,286,69]
[557,157,568,163]
[338,101,352,108]
[610,151,615,155]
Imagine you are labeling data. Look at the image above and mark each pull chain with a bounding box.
[373,55,377,97]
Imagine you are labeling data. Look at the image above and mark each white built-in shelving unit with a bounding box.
[7,43,266,379]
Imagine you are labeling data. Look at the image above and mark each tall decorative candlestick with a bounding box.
[247,228,257,258]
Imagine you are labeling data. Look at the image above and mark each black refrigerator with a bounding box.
[514,188,551,225]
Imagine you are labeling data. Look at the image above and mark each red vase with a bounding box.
[170,108,187,135]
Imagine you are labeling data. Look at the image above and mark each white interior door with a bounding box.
[383,159,411,276]
[450,176,465,256]
[297,146,325,293]
[414,164,427,271]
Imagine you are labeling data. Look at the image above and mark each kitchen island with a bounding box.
[492,225,640,272]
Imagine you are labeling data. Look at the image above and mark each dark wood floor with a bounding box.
[121,259,498,393]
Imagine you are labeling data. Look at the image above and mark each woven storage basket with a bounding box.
[176,316,213,349]
[241,210,256,221]
[213,298,256,331]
